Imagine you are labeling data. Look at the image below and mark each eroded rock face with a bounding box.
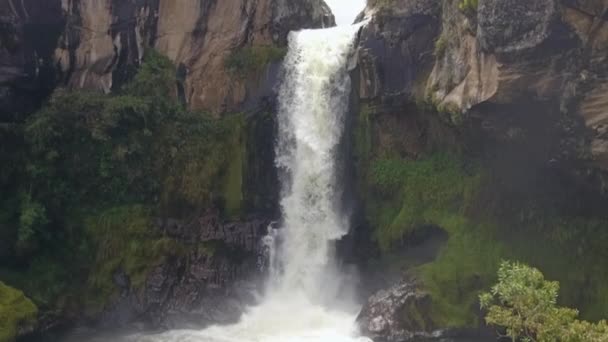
[154,0,333,113]
[356,0,441,100]
[353,0,608,338]
[0,0,333,116]
[99,210,269,329]
[0,0,65,120]
[356,0,608,170]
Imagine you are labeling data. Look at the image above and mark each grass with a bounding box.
[459,0,479,13]
[361,150,608,327]
[0,281,38,342]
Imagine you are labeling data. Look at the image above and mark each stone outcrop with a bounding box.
[357,280,491,342]
[98,210,270,329]
[0,0,333,117]
[356,0,608,170]
[353,0,608,339]
[357,281,442,342]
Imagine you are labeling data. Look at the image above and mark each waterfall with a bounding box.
[125,9,368,342]
[270,23,361,302]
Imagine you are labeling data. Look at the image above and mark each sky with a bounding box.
[323,0,367,26]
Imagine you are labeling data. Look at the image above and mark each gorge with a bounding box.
[1,0,608,342]
[126,7,368,342]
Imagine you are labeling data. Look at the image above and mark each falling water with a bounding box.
[117,6,367,342]
[270,22,361,302]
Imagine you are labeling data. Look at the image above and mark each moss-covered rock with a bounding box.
[354,99,608,331]
[359,151,608,329]
[0,50,273,329]
[83,205,186,314]
[0,282,37,342]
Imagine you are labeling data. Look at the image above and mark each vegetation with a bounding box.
[459,0,479,13]
[355,102,608,328]
[225,46,287,75]
[434,35,448,58]
[368,153,481,251]
[0,282,38,342]
[480,261,608,341]
[0,50,249,317]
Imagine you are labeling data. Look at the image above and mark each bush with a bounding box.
[0,281,38,342]
[480,261,608,341]
[0,49,249,313]
[458,0,478,13]
[225,46,286,75]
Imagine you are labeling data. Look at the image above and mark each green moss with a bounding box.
[434,35,448,58]
[83,205,186,313]
[355,105,372,166]
[368,153,481,251]
[1,49,254,322]
[225,46,287,75]
[417,218,503,327]
[458,0,478,13]
[0,282,37,342]
[159,112,248,216]
[221,115,246,219]
[362,150,608,328]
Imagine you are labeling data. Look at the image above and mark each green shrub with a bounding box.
[225,46,287,75]
[480,261,608,341]
[0,49,250,315]
[0,282,37,342]
[458,0,478,13]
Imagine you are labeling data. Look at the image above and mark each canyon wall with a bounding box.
[353,0,608,340]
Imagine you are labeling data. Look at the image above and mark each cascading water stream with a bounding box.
[124,5,368,342]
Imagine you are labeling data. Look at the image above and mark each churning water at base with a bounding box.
[123,22,367,342]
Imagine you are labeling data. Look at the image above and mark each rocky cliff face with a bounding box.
[353,0,608,340]
[0,0,333,117]
[98,210,269,330]
[357,0,608,170]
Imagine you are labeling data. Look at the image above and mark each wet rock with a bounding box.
[357,281,445,342]
[356,0,440,100]
[98,210,269,330]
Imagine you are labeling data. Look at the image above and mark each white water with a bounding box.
[123,8,367,342]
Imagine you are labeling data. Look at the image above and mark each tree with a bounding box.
[480,261,608,342]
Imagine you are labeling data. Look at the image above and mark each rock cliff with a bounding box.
[352,0,608,340]
[0,0,333,117]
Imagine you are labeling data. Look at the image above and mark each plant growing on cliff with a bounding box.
[0,282,38,342]
[480,261,608,341]
[434,35,448,58]
[225,46,286,75]
[458,0,478,14]
[0,49,250,316]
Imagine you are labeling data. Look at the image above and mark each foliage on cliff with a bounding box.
[225,46,287,75]
[0,50,248,316]
[0,282,38,342]
[354,102,608,328]
[480,261,608,341]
